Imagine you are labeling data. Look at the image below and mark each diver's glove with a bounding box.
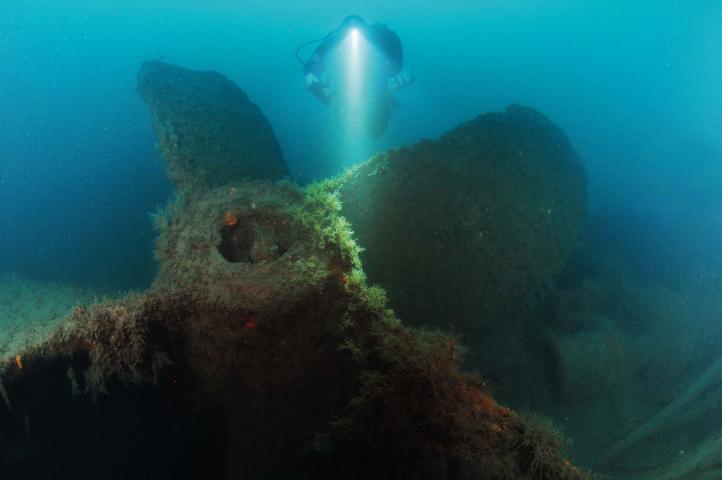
[305,73,332,105]
[305,72,320,88]
[387,72,414,92]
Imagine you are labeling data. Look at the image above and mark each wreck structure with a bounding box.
[0,61,590,480]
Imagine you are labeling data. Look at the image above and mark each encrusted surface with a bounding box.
[137,61,288,191]
[339,105,587,334]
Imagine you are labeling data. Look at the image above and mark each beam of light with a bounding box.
[326,27,386,169]
[339,27,369,167]
[344,28,364,128]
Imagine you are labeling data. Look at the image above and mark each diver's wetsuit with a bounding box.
[303,22,405,104]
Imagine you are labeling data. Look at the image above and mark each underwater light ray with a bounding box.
[339,27,370,166]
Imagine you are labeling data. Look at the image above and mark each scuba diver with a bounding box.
[297,15,413,136]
